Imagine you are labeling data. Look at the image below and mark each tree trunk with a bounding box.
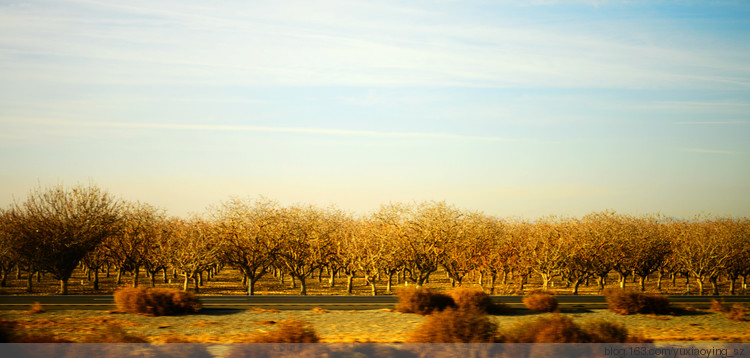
[116,268,123,285]
[106,265,111,278]
[0,269,8,287]
[478,271,483,286]
[36,271,42,282]
[657,271,663,290]
[193,274,200,293]
[93,269,100,291]
[299,277,307,295]
[572,279,581,295]
[16,266,21,279]
[290,275,296,289]
[60,278,68,295]
[729,277,736,295]
[346,275,354,294]
[198,271,204,287]
[163,268,168,283]
[150,272,157,288]
[132,267,140,288]
[317,268,323,283]
[26,271,33,293]
[370,281,377,296]
[639,276,646,292]
[329,268,336,288]
[183,274,189,291]
[618,272,628,289]
[247,276,255,296]
[709,275,719,295]
[696,277,704,295]
[541,272,552,290]
[386,271,394,294]
[490,273,496,294]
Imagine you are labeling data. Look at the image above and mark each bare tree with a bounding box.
[105,202,164,288]
[398,201,461,288]
[164,217,224,292]
[674,216,734,295]
[527,217,567,291]
[0,211,17,287]
[2,184,122,294]
[275,205,336,295]
[213,197,283,295]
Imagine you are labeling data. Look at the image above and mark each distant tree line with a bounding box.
[0,184,748,296]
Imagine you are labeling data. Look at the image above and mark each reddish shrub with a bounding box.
[710,299,729,313]
[604,290,670,315]
[395,288,456,315]
[448,287,509,314]
[502,315,588,343]
[523,292,558,312]
[580,320,629,343]
[25,302,45,315]
[0,320,18,343]
[246,320,319,343]
[114,287,201,316]
[407,308,499,343]
[727,304,748,322]
[498,315,650,343]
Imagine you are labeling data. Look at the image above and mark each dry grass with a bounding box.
[406,308,499,343]
[395,288,456,315]
[727,304,748,322]
[114,287,201,316]
[241,320,320,343]
[604,289,670,315]
[523,292,558,312]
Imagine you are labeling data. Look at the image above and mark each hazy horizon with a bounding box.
[2,1,749,219]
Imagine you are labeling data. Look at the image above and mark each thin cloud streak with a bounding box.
[681,148,736,155]
[7,118,521,142]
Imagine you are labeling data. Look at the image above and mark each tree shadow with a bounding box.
[197,308,247,316]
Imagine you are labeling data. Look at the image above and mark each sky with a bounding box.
[1,0,749,219]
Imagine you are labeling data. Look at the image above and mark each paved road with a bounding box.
[0,295,747,311]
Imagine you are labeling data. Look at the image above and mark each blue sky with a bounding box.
[1,0,749,218]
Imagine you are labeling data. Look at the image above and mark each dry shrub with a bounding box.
[395,288,456,315]
[448,287,510,314]
[407,308,499,343]
[727,304,748,322]
[0,320,18,343]
[580,319,629,343]
[245,320,319,343]
[114,287,201,316]
[710,299,730,313]
[501,315,588,343]
[604,289,670,315]
[523,292,558,312]
[498,315,651,343]
[25,302,45,315]
[311,307,327,313]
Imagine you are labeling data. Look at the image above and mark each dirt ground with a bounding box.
[1,307,747,343]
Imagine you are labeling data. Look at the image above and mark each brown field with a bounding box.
[2,266,746,343]
[0,265,745,296]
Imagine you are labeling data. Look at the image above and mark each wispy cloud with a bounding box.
[681,148,736,155]
[3,118,520,142]
[677,121,747,125]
